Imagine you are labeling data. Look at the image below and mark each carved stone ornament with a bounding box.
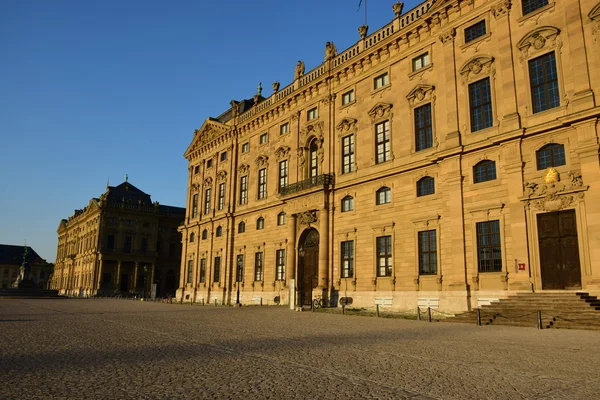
[439,28,456,45]
[392,2,404,17]
[516,26,560,60]
[216,170,227,181]
[336,118,358,133]
[274,146,291,160]
[272,81,280,92]
[590,3,600,41]
[297,147,306,168]
[358,24,369,39]
[254,155,269,167]
[298,211,318,226]
[238,163,250,174]
[195,122,229,146]
[491,0,511,18]
[203,177,213,187]
[367,102,393,121]
[522,170,587,211]
[191,183,200,191]
[406,84,435,107]
[300,121,324,144]
[459,55,495,84]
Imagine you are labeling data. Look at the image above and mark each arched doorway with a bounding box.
[298,228,319,307]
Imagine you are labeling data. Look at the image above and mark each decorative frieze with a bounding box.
[522,169,587,211]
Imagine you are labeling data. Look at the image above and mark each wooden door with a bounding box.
[301,247,318,306]
[537,210,582,290]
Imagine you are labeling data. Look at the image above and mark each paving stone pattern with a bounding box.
[1,300,599,399]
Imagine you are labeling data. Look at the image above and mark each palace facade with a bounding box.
[52,181,185,297]
[178,0,600,312]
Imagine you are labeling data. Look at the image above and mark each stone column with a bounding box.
[286,214,297,282]
[318,209,329,289]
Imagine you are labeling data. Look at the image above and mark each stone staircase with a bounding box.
[448,292,600,330]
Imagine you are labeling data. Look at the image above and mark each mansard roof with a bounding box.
[104,181,152,205]
[215,96,266,123]
[0,245,45,266]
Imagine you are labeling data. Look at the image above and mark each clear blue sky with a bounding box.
[0,0,420,262]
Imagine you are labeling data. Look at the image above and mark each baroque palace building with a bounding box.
[178,0,600,312]
[52,180,185,297]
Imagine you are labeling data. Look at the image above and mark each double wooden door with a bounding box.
[537,210,582,290]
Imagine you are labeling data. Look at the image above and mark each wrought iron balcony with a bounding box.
[279,174,334,196]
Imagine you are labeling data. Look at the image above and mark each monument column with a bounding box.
[318,209,329,290]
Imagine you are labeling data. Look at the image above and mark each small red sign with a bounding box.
[518,263,526,271]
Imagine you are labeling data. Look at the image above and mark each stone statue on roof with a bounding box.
[325,41,338,61]
[257,82,262,96]
[294,60,305,80]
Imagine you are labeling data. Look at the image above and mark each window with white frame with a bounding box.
[218,182,225,210]
[280,123,289,135]
[258,168,267,199]
[412,52,430,71]
[376,187,391,205]
[341,134,354,174]
[204,188,211,214]
[278,160,288,192]
[239,175,248,205]
[341,195,354,212]
[307,107,318,121]
[238,221,246,233]
[341,240,354,278]
[341,90,355,105]
[277,212,286,226]
[256,217,264,230]
[375,121,390,164]
[241,142,250,153]
[259,132,268,144]
[191,194,198,218]
[374,72,389,89]
[254,252,263,281]
[276,249,285,280]
[376,236,392,277]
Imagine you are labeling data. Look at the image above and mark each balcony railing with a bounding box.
[279,174,334,196]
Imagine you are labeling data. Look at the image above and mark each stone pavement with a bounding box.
[1,300,599,400]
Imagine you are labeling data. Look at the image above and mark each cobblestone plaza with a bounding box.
[1,299,599,399]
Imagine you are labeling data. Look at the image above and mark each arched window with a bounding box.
[277,212,287,226]
[309,139,319,179]
[417,177,435,197]
[473,160,497,183]
[238,221,246,233]
[189,232,195,243]
[376,187,391,205]
[216,226,223,237]
[536,143,565,170]
[341,195,354,212]
[202,229,208,240]
[256,217,265,230]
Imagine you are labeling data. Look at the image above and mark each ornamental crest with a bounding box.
[255,155,269,167]
[336,118,357,133]
[203,177,213,187]
[275,146,291,160]
[216,170,227,181]
[406,84,435,107]
[298,211,318,226]
[459,56,495,84]
[517,26,560,59]
[367,103,393,122]
[522,170,587,211]
[300,121,324,144]
[238,163,250,174]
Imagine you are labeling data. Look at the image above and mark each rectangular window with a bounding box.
[124,236,132,253]
[477,220,503,272]
[258,168,267,199]
[239,176,248,205]
[280,123,289,135]
[200,259,206,283]
[375,121,390,164]
[376,236,392,277]
[241,142,250,153]
[206,159,213,168]
[260,132,269,144]
[341,90,355,105]
[187,260,193,284]
[218,183,226,210]
[523,0,549,15]
[107,235,115,250]
[191,194,198,218]
[469,77,493,132]
[204,188,211,215]
[141,237,148,253]
[341,240,354,278]
[220,152,227,161]
[254,252,263,281]
[236,255,244,282]
[341,134,355,174]
[418,230,437,275]
[307,107,318,121]
[213,257,221,283]
[412,52,430,71]
[278,160,288,192]
[374,72,389,89]
[529,52,560,113]
[194,165,200,174]
[465,20,486,43]
[414,103,433,151]
[276,249,285,281]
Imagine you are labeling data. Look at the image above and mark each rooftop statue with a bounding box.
[325,41,338,61]
[294,60,305,80]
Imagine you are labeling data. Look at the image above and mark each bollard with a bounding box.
[202,298,205,306]
[417,307,421,321]
[477,309,482,326]
[376,304,380,317]
[342,304,345,315]
[537,310,543,329]
[427,307,432,322]
[260,298,263,307]
[214,299,218,307]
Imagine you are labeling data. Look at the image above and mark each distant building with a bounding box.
[0,245,52,289]
[51,180,185,297]
[178,0,600,311]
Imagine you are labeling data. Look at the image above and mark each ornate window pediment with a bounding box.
[588,3,600,40]
[336,118,357,133]
[274,146,291,160]
[216,170,227,181]
[459,55,495,83]
[203,177,213,187]
[406,84,435,107]
[238,163,250,174]
[516,26,560,59]
[255,155,269,167]
[300,120,324,144]
[368,102,393,121]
